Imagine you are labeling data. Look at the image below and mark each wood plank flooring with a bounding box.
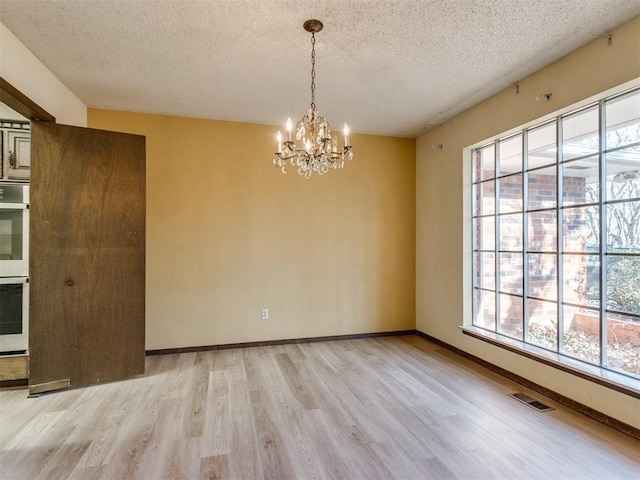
[1,335,639,479]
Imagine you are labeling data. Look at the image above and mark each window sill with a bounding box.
[460,326,640,399]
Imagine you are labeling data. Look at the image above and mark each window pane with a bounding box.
[474,289,496,331]
[528,166,557,210]
[528,253,557,300]
[500,253,523,295]
[528,299,558,350]
[475,252,495,290]
[606,149,640,202]
[562,156,599,206]
[606,312,640,377]
[606,89,640,150]
[607,255,640,315]
[563,306,600,364]
[563,254,600,307]
[499,293,523,339]
[562,205,599,252]
[499,134,522,176]
[528,122,556,169]
[528,210,557,252]
[562,105,598,160]
[474,145,495,182]
[499,174,523,213]
[474,216,495,250]
[499,213,522,250]
[606,201,640,253]
[475,180,495,216]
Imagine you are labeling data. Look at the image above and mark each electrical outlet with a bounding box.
[261,308,269,320]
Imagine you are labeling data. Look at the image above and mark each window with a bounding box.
[472,87,640,379]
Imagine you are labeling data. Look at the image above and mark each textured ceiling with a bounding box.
[1,1,639,138]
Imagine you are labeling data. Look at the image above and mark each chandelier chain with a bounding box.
[310,32,316,109]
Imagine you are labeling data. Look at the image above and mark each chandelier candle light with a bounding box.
[273,19,353,178]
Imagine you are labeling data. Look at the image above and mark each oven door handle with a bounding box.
[0,203,28,210]
[0,277,28,284]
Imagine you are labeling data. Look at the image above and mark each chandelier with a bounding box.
[273,19,353,178]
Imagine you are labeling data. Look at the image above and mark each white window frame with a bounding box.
[465,78,640,389]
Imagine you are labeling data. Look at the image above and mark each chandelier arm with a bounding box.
[276,149,318,161]
[276,145,351,160]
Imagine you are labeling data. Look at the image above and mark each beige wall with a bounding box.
[89,110,416,350]
[1,22,86,126]
[416,16,640,428]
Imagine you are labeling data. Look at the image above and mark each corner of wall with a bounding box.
[1,22,87,126]
[415,16,640,429]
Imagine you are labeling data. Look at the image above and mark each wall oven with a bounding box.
[0,277,29,353]
[0,184,29,354]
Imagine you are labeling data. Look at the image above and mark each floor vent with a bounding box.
[509,392,555,412]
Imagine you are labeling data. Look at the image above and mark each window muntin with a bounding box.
[472,86,640,379]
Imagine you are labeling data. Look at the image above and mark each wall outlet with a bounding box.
[261,308,269,320]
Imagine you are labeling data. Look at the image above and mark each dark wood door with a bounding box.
[29,121,145,394]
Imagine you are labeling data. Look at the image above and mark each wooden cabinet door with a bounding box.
[7,127,31,180]
[29,121,145,394]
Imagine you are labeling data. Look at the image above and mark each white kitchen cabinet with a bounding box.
[1,121,30,181]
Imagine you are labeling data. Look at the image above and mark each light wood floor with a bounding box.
[1,335,639,479]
